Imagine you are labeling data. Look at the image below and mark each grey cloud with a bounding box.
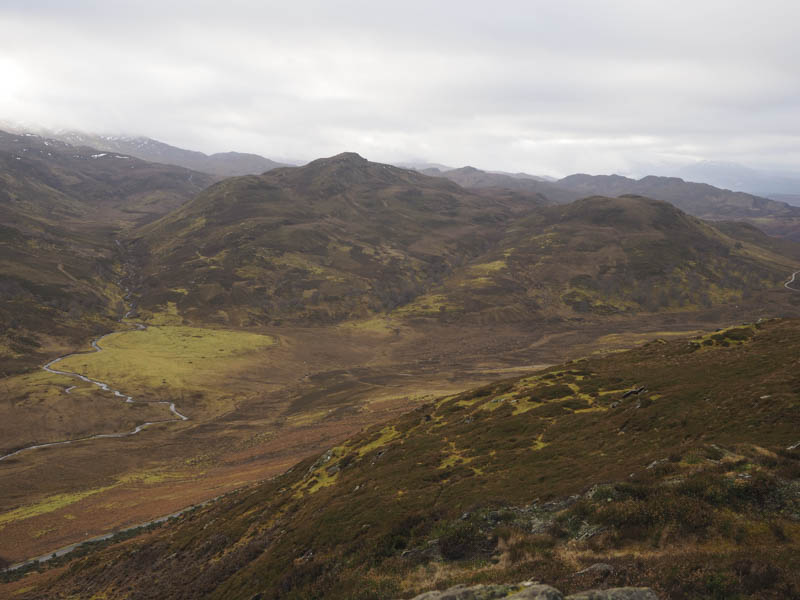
[1,1,798,175]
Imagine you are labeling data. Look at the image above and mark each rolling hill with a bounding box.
[422,166,578,205]
[0,130,215,222]
[553,173,800,220]
[128,153,540,326]
[10,319,799,599]
[407,195,800,323]
[126,152,800,328]
[422,165,800,241]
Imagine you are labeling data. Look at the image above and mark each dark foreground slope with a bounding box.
[15,319,800,599]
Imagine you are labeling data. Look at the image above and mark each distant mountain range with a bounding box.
[48,131,288,177]
[671,160,800,199]
[420,165,800,240]
[0,124,286,177]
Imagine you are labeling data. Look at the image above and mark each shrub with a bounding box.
[436,521,488,560]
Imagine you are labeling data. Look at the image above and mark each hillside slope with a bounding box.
[0,130,214,222]
[13,319,800,599]
[0,130,215,372]
[129,153,538,326]
[397,195,800,323]
[128,155,800,328]
[552,174,800,241]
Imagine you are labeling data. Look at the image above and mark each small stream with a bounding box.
[0,248,189,463]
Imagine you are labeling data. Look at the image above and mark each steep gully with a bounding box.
[0,242,189,464]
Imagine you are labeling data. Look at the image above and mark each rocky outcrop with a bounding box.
[566,589,658,600]
[406,582,658,600]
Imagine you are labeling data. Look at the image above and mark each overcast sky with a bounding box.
[1,1,798,176]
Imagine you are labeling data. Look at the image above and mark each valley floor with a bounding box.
[1,294,797,568]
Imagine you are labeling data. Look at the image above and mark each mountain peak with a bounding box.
[320,151,368,164]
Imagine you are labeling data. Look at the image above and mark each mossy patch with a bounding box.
[56,325,276,394]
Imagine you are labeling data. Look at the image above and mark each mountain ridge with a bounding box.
[0,126,287,177]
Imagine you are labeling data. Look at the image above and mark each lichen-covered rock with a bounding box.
[405,583,658,600]
[565,588,659,600]
[407,583,563,600]
[407,583,526,600]
[508,585,564,599]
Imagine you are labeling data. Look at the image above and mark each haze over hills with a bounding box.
[421,166,577,205]
[0,130,214,220]
[422,164,800,242]
[553,173,800,219]
[49,131,288,177]
[672,161,800,199]
[0,125,287,177]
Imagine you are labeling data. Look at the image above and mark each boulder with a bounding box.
[566,588,659,600]
[406,583,658,600]
[407,583,563,600]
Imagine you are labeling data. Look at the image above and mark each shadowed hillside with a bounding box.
[127,155,800,329]
[553,173,800,241]
[389,195,800,323]
[0,130,215,372]
[129,153,539,326]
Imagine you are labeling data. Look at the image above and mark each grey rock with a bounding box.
[407,583,522,600]
[566,588,659,600]
[509,585,564,599]
[407,583,563,600]
[406,584,657,600]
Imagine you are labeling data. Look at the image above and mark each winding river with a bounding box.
[784,269,800,291]
[0,295,189,464]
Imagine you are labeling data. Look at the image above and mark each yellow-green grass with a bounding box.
[356,425,400,456]
[0,488,113,528]
[0,369,174,452]
[0,468,193,529]
[336,316,398,335]
[392,294,459,317]
[54,325,276,417]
